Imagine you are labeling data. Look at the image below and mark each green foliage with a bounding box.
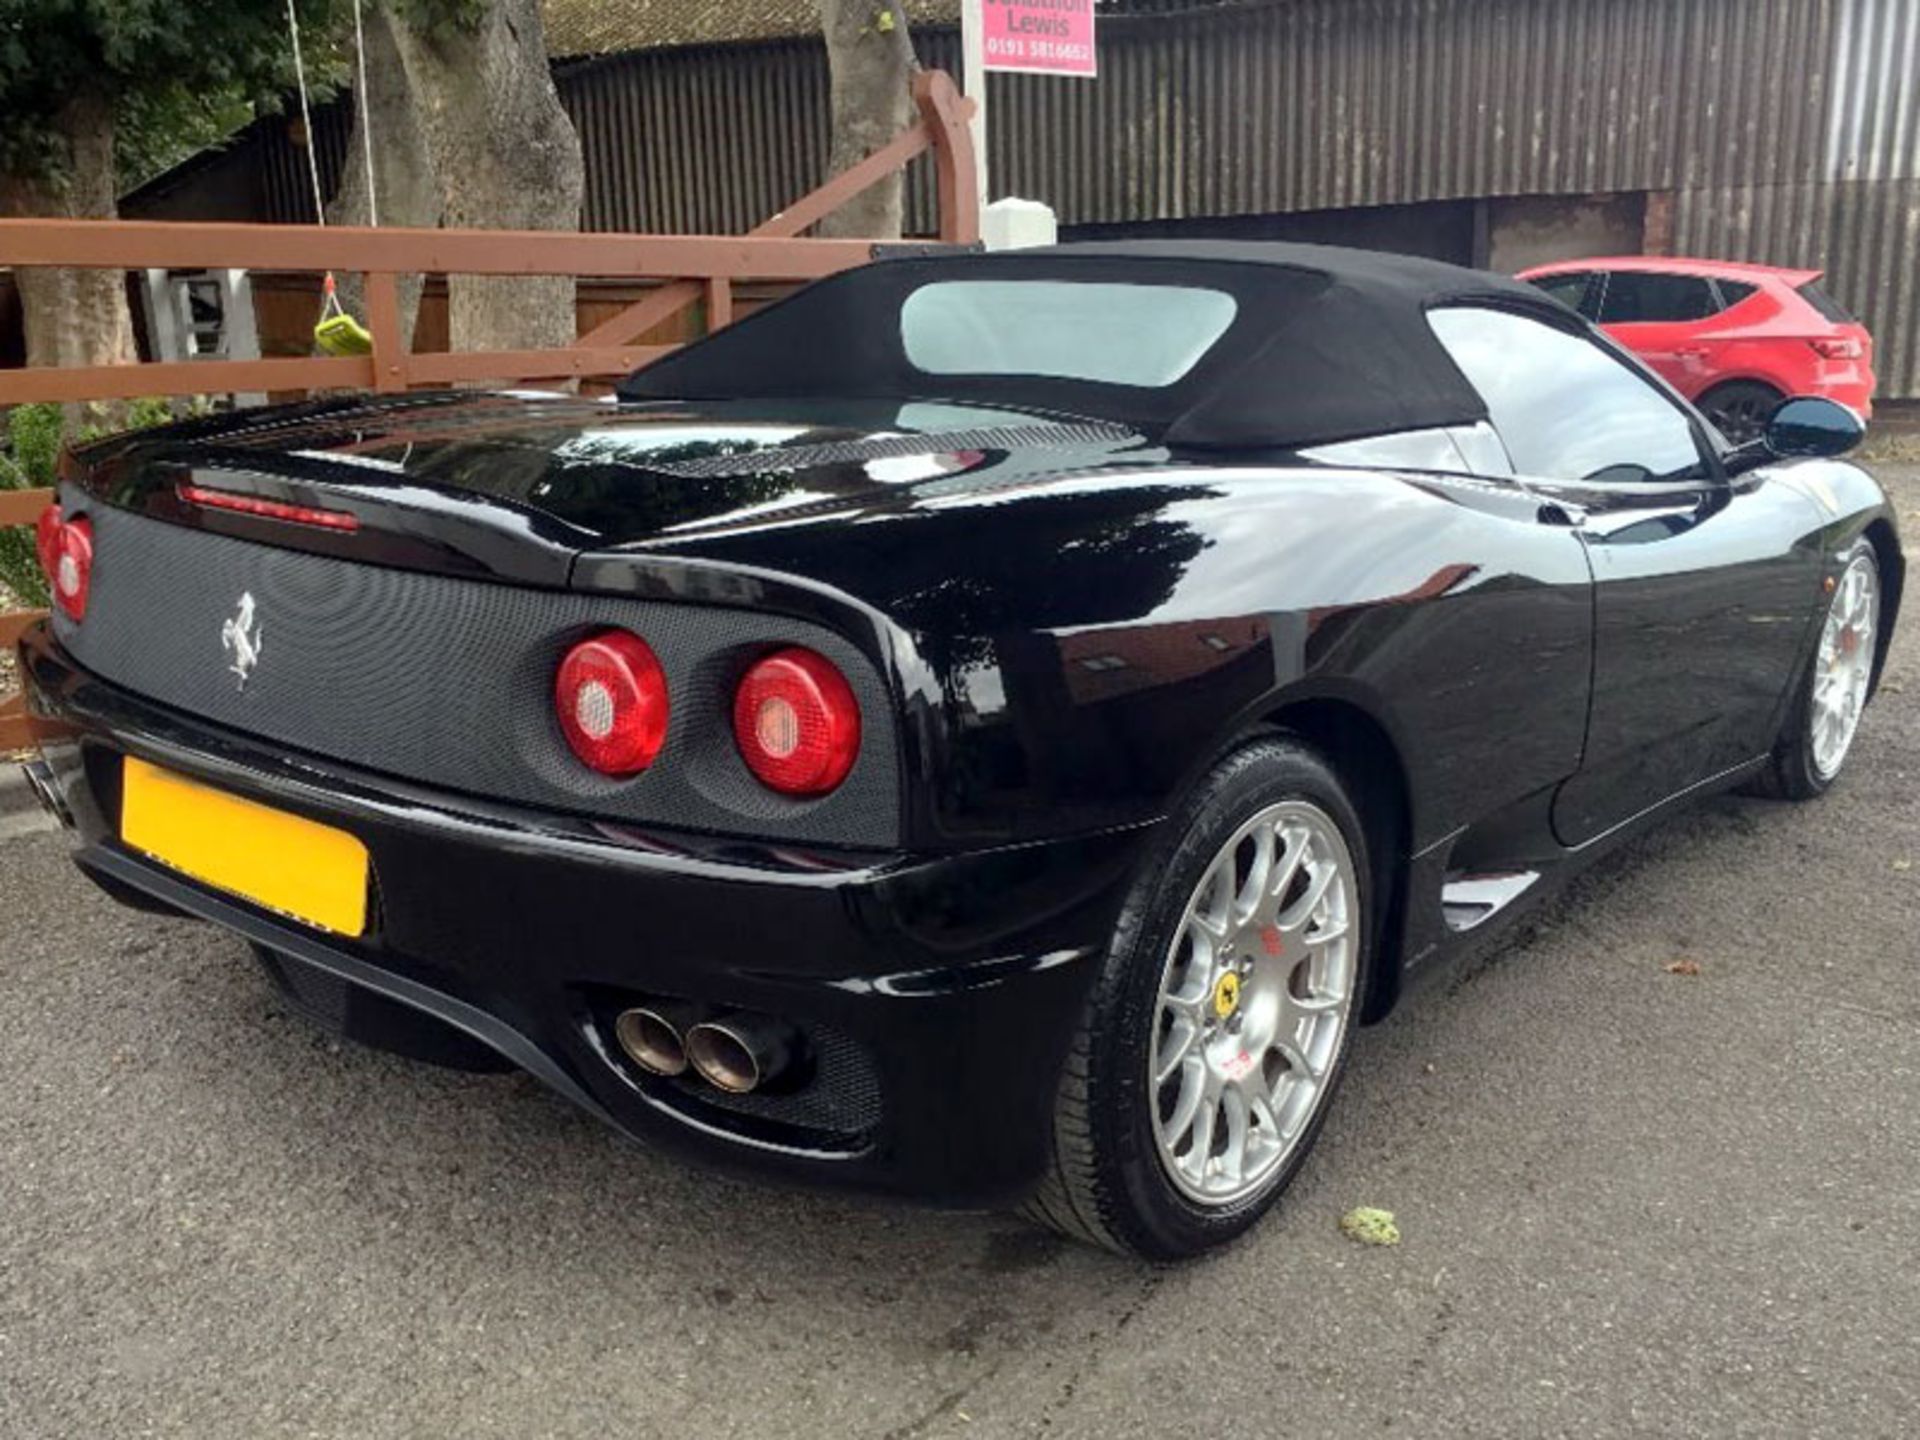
[0,399,180,607]
[118,395,178,433]
[0,527,39,608]
[0,404,63,607]
[0,0,505,196]
[116,86,263,190]
[0,0,342,189]
[5,404,63,489]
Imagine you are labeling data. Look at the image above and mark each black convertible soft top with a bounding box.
[618,240,1574,450]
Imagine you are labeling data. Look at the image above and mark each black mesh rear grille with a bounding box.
[58,503,899,846]
[259,946,354,1028]
[663,1022,883,1139]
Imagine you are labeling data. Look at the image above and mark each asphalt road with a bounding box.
[3,467,1917,1440]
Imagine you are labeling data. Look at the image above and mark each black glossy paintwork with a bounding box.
[55,389,1909,906]
[71,392,1606,851]
[604,462,1598,855]
[70,391,1157,578]
[21,627,1137,1203]
[1553,474,1827,843]
[28,382,1906,1200]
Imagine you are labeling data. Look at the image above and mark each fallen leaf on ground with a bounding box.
[1664,959,1703,976]
[1340,1206,1401,1246]
[1894,859,1914,873]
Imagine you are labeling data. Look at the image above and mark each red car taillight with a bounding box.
[1811,336,1864,361]
[732,648,861,796]
[39,509,93,622]
[554,630,670,776]
[35,503,63,580]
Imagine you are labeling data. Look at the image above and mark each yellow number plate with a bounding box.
[121,757,370,937]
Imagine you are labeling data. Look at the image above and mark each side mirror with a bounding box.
[1767,396,1865,457]
[1724,395,1865,473]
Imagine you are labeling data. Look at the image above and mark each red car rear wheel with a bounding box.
[1697,379,1784,446]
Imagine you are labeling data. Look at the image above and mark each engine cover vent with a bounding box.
[645,422,1143,480]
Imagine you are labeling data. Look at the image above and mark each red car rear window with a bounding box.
[1796,280,1857,324]
[1714,279,1759,309]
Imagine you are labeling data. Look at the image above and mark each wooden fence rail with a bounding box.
[0,73,975,406]
[0,71,977,755]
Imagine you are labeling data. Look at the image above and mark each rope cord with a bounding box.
[351,0,379,228]
[283,0,327,227]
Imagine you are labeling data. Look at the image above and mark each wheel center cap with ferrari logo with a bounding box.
[1212,971,1241,1020]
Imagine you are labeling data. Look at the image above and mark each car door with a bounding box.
[1595,270,1722,398]
[1429,305,1821,847]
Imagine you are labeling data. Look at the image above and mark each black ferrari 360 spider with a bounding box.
[19,242,1903,1258]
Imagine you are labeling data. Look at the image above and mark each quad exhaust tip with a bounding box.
[614,1003,800,1094]
[613,1005,694,1077]
[686,1014,797,1095]
[20,758,72,829]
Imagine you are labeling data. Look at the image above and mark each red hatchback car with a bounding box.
[1518,257,1875,443]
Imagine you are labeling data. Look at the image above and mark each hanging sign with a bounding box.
[982,0,1097,78]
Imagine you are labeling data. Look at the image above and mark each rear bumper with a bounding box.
[18,625,1148,1206]
[1814,368,1875,418]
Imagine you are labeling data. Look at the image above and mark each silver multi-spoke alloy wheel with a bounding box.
[1811,553,1879,781]
[1149,800,1359,1206]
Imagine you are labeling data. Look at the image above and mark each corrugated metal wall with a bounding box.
[1676,0,1920,401]
[565,38,835,234]
[965,0,1836,219]
[229,0,1920,394]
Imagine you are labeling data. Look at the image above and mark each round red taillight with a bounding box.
[52,515,92,622]
[732,648,861,796]
[554,630,669,776]
[35,503,63,582]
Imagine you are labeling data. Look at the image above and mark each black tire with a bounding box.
[1022,736,1373,1260]
[1698,379,1785,447]
[1747,535,1882,802]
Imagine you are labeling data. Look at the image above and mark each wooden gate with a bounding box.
[0,72,977,753]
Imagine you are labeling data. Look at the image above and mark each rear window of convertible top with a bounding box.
[899,280,1240,388]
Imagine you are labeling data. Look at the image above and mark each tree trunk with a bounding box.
[325,3,440,349]
[0,86,137,425]
[817,0,918,239]
[386,0,584,356]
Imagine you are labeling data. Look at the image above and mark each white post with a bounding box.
[219,268,268,408]
[961,0,989,208]
[982,198,1058,251]
[141,269,183,363]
